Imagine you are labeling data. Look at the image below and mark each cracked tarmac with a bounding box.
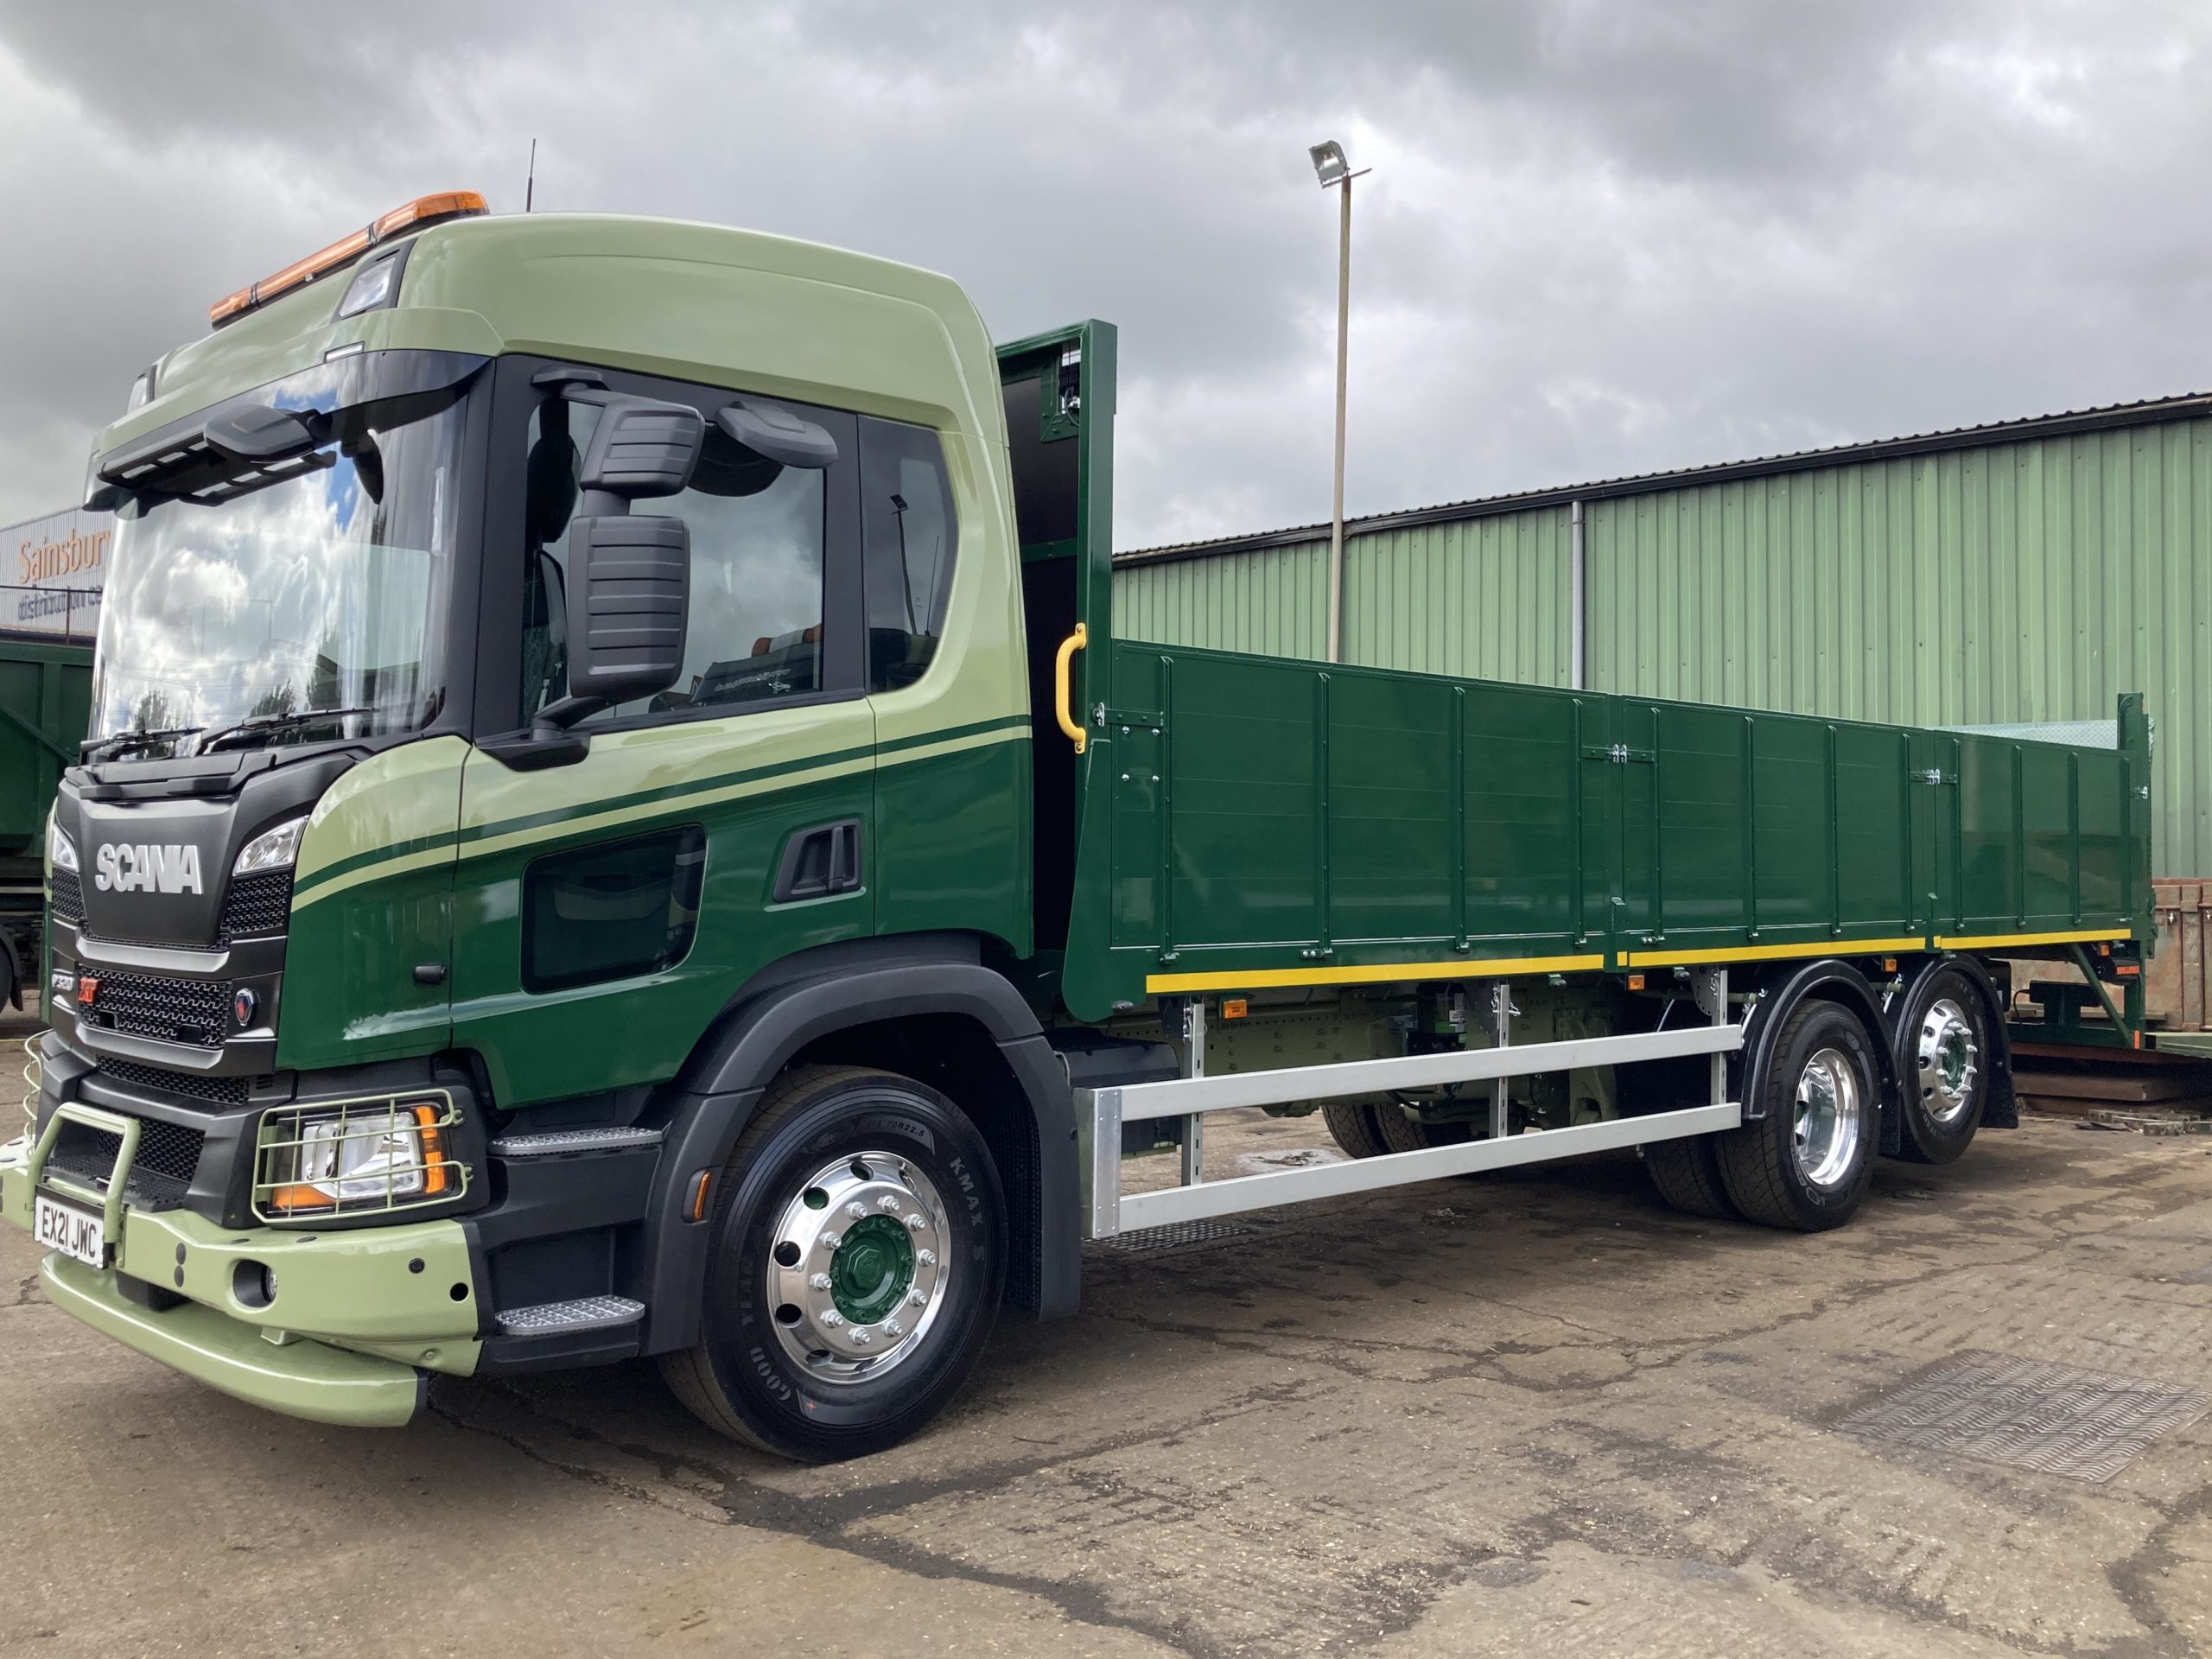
[9,996,2212,1657]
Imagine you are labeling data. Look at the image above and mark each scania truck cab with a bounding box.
[7,194,2153,1461]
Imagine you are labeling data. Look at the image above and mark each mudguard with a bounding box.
[1738,960,1901,1141]
[637,938,1078,1351]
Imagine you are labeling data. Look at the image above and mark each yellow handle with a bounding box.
[1053,622,1089,754]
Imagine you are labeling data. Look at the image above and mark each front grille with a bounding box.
[46,1111,206,1209]
[219,872,293,941]
[86,971,228,1047]
[49,869,84,930]
[96,1058,251,1108]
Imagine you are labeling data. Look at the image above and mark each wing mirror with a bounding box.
[482,397,702,770]
[717,397,838,469]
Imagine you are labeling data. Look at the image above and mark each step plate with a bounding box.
[489,1128,664,1158]
[493,1295,645,1337]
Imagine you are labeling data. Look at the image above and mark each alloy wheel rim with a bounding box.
[1792,1046,1865,1189]
[1917,998,1980,1126]
[763,1150,948,1385]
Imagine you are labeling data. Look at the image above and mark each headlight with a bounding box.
[48,817,79,874]
[234,815,308,876]
[259,1097,457,1217]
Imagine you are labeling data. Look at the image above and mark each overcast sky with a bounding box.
[4,1,2209,549]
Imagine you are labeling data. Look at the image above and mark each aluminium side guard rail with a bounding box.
[1077,969,1743,1237]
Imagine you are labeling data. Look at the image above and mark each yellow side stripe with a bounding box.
[1623,938,1925,968]
[1933,928,2130,951]
[1147,954,1607,994]
[1153,927,2137,993]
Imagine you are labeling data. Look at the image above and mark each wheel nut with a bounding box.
[885,1319,905,1338]
[820,1309,846,1327]
[907,1287,926,1307]
[878,1194,900,1211]
[917,1249,938,1267]
[809,1273,831,1290]
[850,1327,873,1345]
[846,1201,868,1220]
[904,1213,926,1231]
[819,1231,842,1251]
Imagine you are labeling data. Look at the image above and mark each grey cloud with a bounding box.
[2,0,2209,550]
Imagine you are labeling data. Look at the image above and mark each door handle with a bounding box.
[1054,622,1089,754]
[774,819,864,903]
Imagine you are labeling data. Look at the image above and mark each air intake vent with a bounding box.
[85,972,229,1047]
[49,869,84,930]
[219,871,293,941]
[95,1058,253,1108]
[45,1110,206,1208]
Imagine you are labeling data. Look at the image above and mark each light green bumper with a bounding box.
[41,1255,426,1427]
[3,1129,483,1430]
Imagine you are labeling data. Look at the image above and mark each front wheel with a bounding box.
[1715,1001,1878,1231]
[659,1065,1006,1462]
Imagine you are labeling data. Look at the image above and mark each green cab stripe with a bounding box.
[291,717,1030,908]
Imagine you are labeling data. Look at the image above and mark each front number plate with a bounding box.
[33,1190,107,1268]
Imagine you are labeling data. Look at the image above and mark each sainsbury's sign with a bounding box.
[3,505,107,642]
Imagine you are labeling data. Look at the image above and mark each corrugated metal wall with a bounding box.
[1114,416,2212,876]
[1115,509,1574,685]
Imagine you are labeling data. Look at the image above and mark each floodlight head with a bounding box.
[1309,140,1350,188]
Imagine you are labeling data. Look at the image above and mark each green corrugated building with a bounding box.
[1115,392,2212,877]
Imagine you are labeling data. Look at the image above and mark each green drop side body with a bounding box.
[1059,645,2152,1015]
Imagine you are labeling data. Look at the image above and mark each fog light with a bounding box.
[232,1260,277,1309]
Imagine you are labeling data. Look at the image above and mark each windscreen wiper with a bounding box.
[81,727,206,762]
[195,705,379,755]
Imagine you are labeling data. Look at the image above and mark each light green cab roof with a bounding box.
[98,213,1008,458]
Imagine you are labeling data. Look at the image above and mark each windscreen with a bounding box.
[90,375,473,757]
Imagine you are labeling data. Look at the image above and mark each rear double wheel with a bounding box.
[1322,1098,1390,1160]
[660,1065,1006,1462]
[1715,1000,1879,1231]
[1894,968,1992,1165]
[1323,1095,1471,1157]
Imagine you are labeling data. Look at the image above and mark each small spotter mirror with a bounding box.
[578,395,708,502]
[717,397,839,469]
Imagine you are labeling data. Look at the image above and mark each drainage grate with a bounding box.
[1090,1219,1263,1256]
[1837,1351,2211,1483]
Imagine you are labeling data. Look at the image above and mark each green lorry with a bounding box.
[5,194,2155,1460]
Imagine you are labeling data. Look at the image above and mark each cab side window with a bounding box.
[860,418,957,692]
[521,391,845,722]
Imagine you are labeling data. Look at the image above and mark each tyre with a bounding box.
[1894,969,1990,1166]
[1642,1135,1738,1220]
[659,1065,1006,1462]
[1715,1000,1878,1231]
[1370,1095,1472,1154]
[1322,1099,1389,1159]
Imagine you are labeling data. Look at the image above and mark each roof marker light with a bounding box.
[208,189,487,329]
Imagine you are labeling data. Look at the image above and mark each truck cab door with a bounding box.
[995,323,1116,956]
[448,359,876,1113]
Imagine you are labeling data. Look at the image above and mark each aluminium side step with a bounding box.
[492,1295,645,1338]
[1077,969,1743,1237]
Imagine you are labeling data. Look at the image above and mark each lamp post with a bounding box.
[1308,139,1370,664]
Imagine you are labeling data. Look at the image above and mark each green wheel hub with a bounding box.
[764,1150,949,1385]
[830,1215,916,1325]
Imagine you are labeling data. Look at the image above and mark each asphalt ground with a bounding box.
[8,995,2212,1658]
